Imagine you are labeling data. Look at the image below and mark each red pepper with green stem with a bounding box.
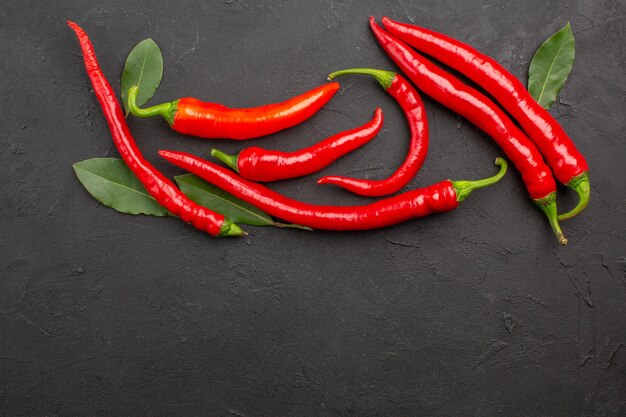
[126,81,339,140]
[211,108,383,182]
[159,150,507,231]
[317,68,428,197]
[369,17,567,244]
[381,17,589,220]
[68,21,244,237]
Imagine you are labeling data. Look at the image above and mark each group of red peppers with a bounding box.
[68,17,589,245]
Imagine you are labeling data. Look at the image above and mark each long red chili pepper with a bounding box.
[159,150,507,230]
[126,81,339,140]
[381,17,590,221]
[369,18,567,245]
[67,21,244,237]
[317,68,428,197]
[210,108,383,182]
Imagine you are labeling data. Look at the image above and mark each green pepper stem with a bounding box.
[127,85,177,125]
[451,157,508,203]
[328,68,396,90]
[535,193,568,245]
[210,148,239,172]
[557,172,590,221]
[218,219,247,237]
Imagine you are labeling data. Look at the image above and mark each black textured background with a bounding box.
[1,1,625,416]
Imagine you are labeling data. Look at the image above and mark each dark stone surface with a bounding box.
[1,1,625,415]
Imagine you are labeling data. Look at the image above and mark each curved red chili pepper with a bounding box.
[210,108,383,182]
[381,17,590,220]
[159,150,508,230]
[369,17,567,245]
[67,21,244,237]
[127,81,339,140]
[317,68,428,197]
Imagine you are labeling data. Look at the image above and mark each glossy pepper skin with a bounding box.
[369,18,567,245]
[210,108,383,182]
[318,68,428,197]
[127,82,339,140]
[68,21,244,237]
[160,150,508,231]
[381,17,590,220]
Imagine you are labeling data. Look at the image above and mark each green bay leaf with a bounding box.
[175,174,274,226]
[174,174,310,230]
[528,23,575,109]
[120,38,163,114]
[73,158,170,216]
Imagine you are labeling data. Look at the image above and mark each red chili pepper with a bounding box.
[381,17,590,220]
[369,18,567,245]
[159,150,508,230]
[68,21,244,237]
[210,108,383,182]
[126,81,339,140]
[317,68,428,197]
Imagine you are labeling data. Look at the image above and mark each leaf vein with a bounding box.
[76,166,157,201]
[184,182,270,224]
[536,34,567,105]
[136,45,150,92]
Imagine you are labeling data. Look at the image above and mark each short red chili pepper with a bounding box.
[159,150,508,230]
[370,17,567,245]
[68,21,244,237]
[317,68,428,197]
[126,80,339,140]
[210,108,383,182]
[381,17,590,220]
